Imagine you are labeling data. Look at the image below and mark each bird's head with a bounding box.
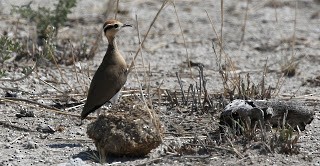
[103,19,131,40]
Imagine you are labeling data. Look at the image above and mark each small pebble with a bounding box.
[75,129,84,136]
[24,141,39,149]
[16,109,35,118]
[56,157,90,166]
[36,124,55,134]
[14,154,24,160]
[5,91,17,97]
[4,143,12,149]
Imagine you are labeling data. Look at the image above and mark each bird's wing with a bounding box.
[81,65,127,119]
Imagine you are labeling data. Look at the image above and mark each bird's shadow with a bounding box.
[47,143,82,148]
[72,150,145,164]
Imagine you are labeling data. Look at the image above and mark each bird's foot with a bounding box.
[76,119,84,126]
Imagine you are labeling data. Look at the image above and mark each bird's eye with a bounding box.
[114,24,119,28]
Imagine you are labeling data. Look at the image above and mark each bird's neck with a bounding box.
[107,36,118,51]
[103,37,126,66]
[104,37,119,62]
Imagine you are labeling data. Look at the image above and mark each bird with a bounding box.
[81,20,132,121]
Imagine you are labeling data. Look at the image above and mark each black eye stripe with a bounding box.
[102,22,108,30]
[103,24,120,33]
[103,25,114,33]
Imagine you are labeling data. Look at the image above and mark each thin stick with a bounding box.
[176,72,186,104]
[1,97,58,111]
[135,14,148,87]
[88,0,114,59]
[133,65,147,106]
[240,0,249,43]
[0,61,37,82]
[49,49,73,90]
[291,0,297,58]
[114,0,120,19]
[205,11,221,46]
[70,40,85,93]
[261,58,268,98]
[274,1,298,98]
[171,1,193,78]
[274,75,285,97]
[10,135,24,144]
[206,10,239,89]
[148,63,153,109]
[0,97,95,119]
[220,0,224,56]
[38,77,64,94]
[65,103,84,111]
[128,0,169,74]
[0,86,32,95]
[272,0,278,22]
[87,29,102,59]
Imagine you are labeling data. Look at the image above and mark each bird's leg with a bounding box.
[96,108,101,117]
[109,90,121,104]
[105,101,112,109]
[96,103,112,118]
[76,119,84,126]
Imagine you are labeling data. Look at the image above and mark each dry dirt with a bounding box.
[0,0,320,165]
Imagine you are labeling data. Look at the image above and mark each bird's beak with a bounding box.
[122,24,132,28]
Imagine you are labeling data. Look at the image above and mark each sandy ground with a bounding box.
[0,0,320,165]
